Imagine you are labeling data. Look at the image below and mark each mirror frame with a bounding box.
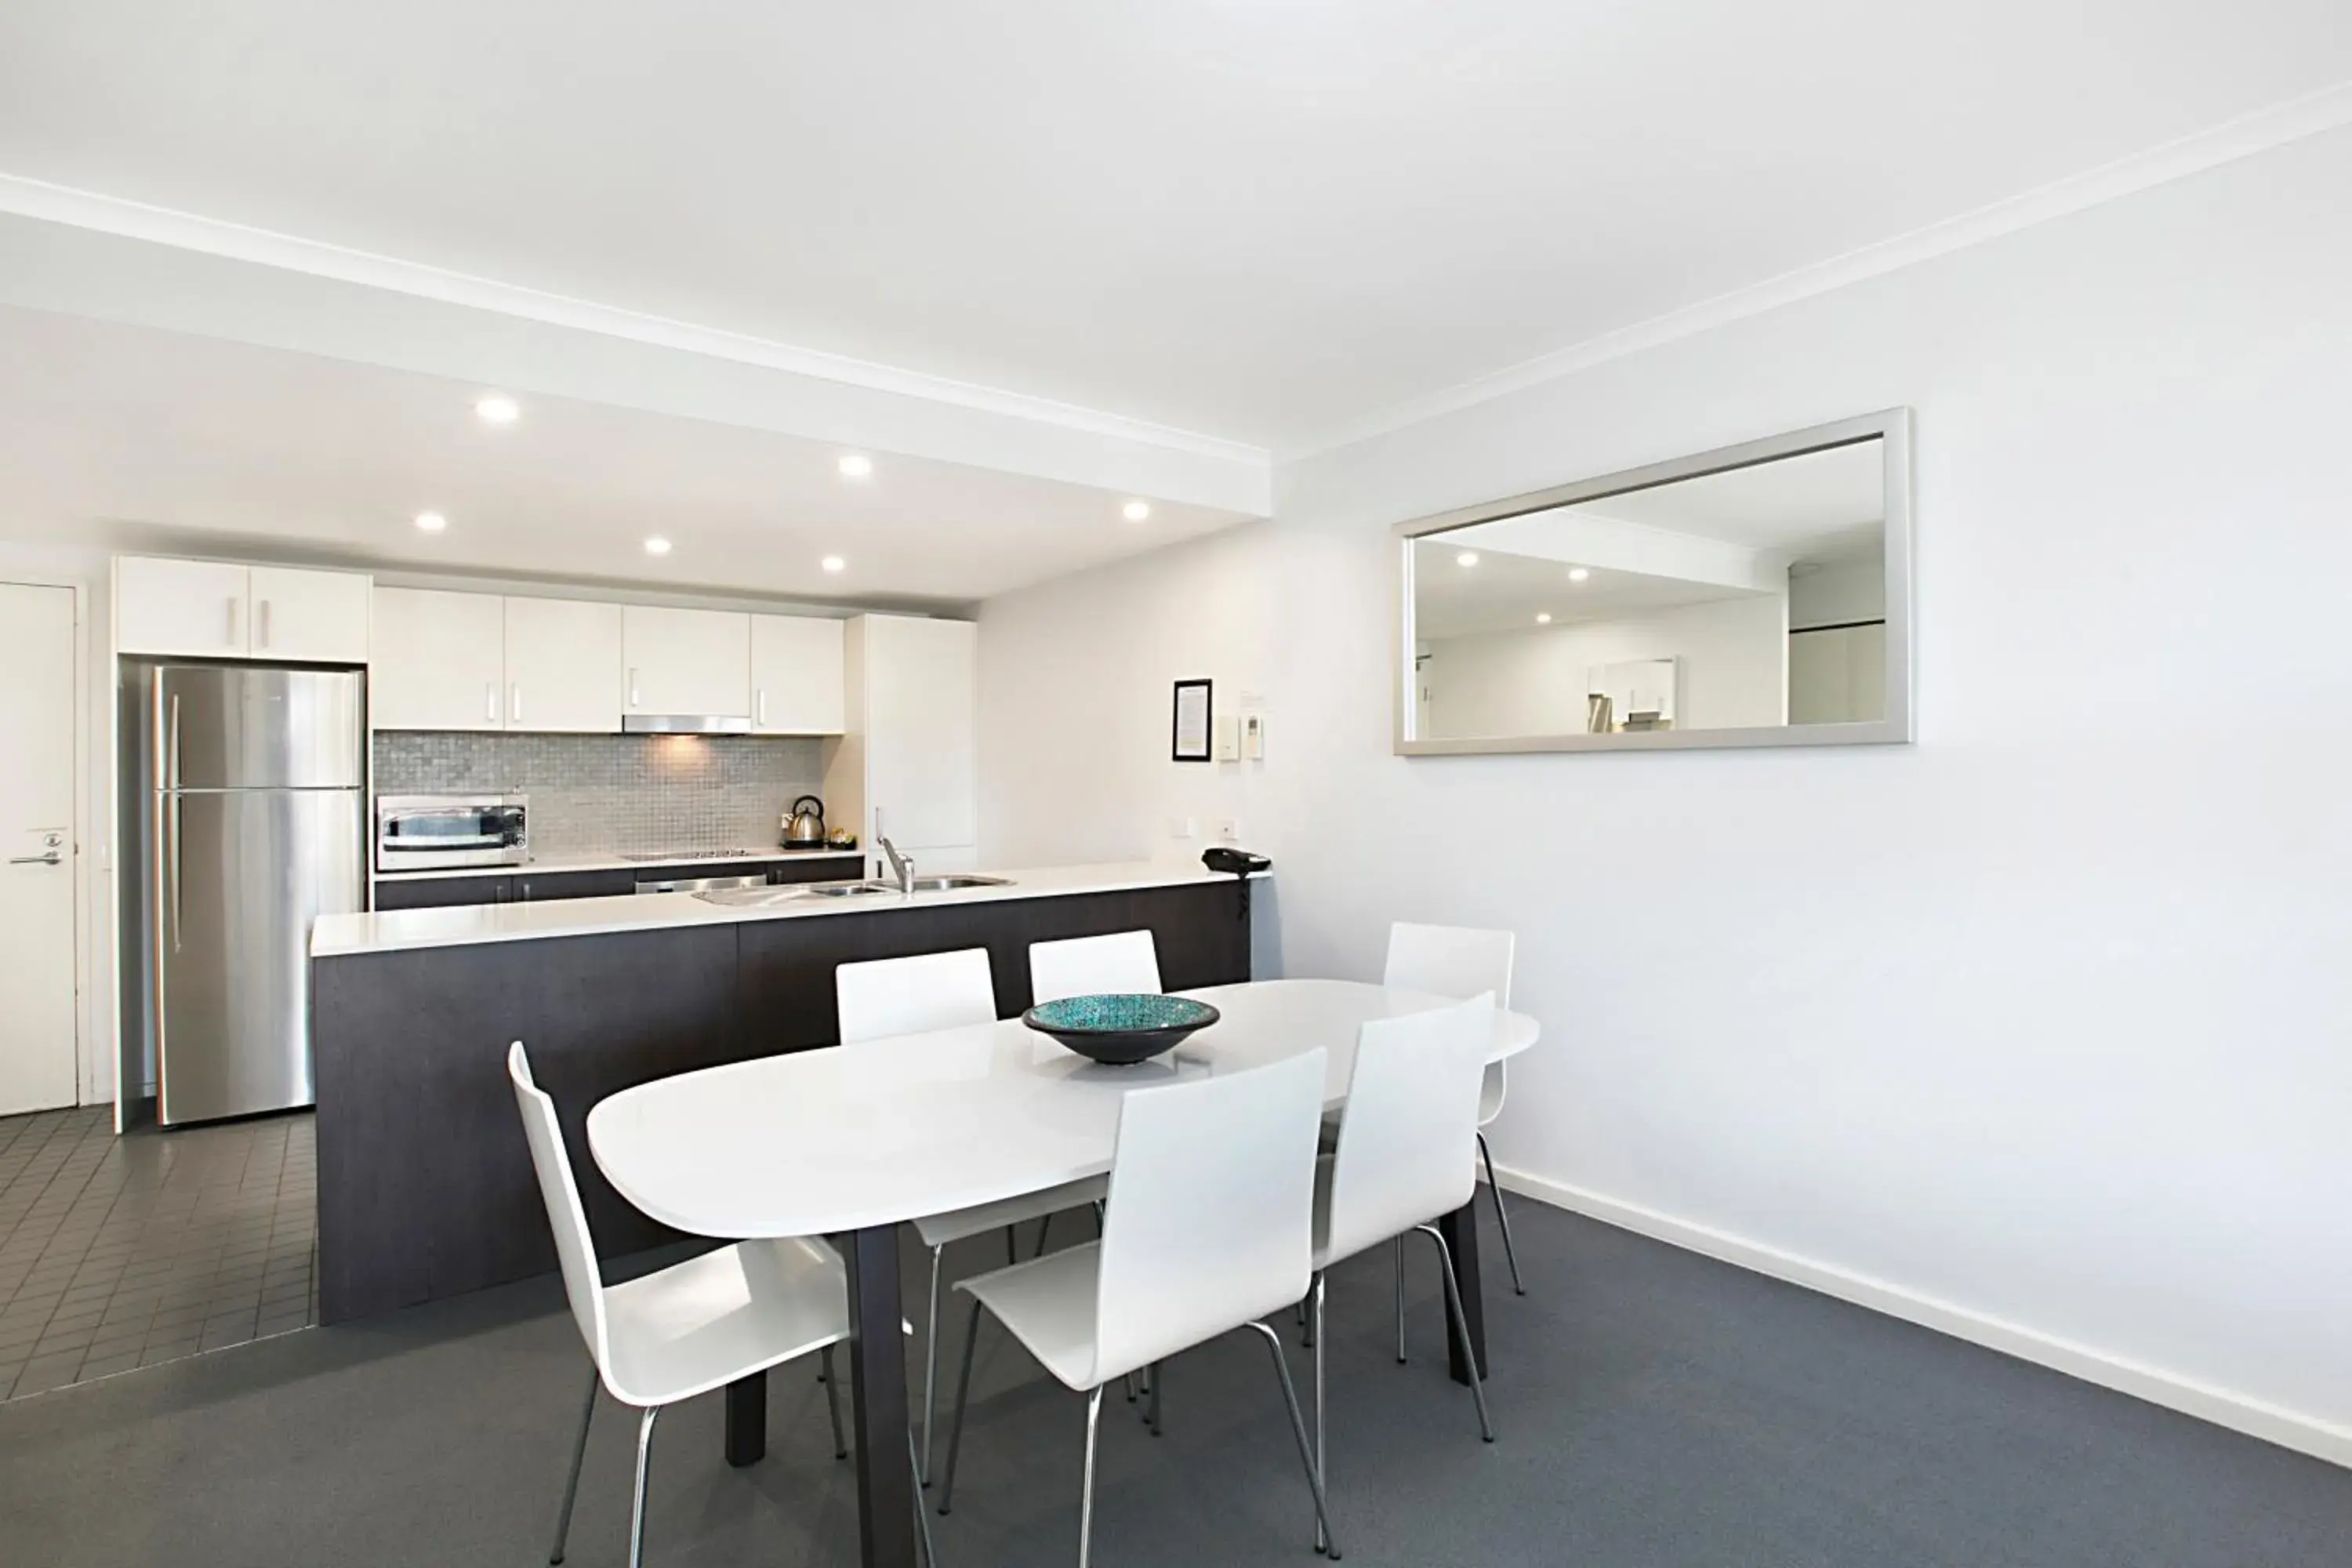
[1393,407,1913,756]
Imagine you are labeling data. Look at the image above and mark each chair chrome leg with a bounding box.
[626,1405,660,1568]
[1033,1208,1054,1258]
[822,1343,848,1460]
[1005,1225,1018,1266]
[1478,1131,1526,1295]
[920,1243,945,1483]
[937,1298,985,1515]
[1078,1384,1106,1568]
[548,1369,597,1564]
[1146,1360,1163,1436]
[1244,1321,1341,1559]
[1312,1273,1329,1554]
[1393,1236,1407,1364]
[1415,1224,1496,1443]
[909,1427,939,1568]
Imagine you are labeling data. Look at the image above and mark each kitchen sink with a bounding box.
[798,881,901,898]
[905,875,1014,891]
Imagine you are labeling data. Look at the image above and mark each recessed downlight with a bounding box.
[1122,499,1152,522]
[838,453,873,479]
[474,395,519,425]
[643,536,673,556]
[1456,550,1480,568]
[1536,612,1552,624]
[1568,566,1591,583]
[821,555,847,573]
[413,511,448,533]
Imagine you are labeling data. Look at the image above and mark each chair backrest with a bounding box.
[1323,994,1495,1265]
[1029,930,1163,1004]
[1385,922,1515,1122]
[1384,922,1514,1007]
[836,947,996,1044]
[1091,1049,1328,1386]
[506,1041,612,1374]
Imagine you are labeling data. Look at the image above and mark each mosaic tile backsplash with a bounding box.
[372,732,826,855]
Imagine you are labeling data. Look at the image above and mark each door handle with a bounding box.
[485,683,498,724]
[628,668,641,708]
[757,688,767,726]
[7,851,60,866]
[256,598,273,649]
[227,596,241,648]
[510,683,523,725]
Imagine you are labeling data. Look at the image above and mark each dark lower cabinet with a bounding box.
[515,869,636,902]
[312,878,1253,1323]
[372,855,860,912]
[371,873,514,911]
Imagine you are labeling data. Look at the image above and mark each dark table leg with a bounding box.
[846,1224,918,1568]
[1437,1196,1488,1385]
[724,1373,767,1466]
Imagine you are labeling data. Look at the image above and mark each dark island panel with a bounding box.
[313,879,1252,1323]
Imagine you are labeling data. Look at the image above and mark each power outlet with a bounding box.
[1210,818,1240,844]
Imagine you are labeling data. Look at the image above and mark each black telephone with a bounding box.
[1202,846,1271,877]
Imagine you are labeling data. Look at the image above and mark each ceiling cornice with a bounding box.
[0,171,1267,470]
[1284,78,2352,462]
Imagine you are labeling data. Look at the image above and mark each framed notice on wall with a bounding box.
[1171,678,1212,762]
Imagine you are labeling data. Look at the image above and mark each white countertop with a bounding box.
[586,978,1537,1238]
[373,845,862,882]
[314,860,1266,957]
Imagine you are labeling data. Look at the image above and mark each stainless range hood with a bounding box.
[622,713,753,735]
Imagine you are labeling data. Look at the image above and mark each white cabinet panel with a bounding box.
[249,568,372,664]
[622,607,750,719]
[750,615,845,734]
[115,558,251,658]
[864,615,976,850]
[370,588,506,731]
[504,598,623,733]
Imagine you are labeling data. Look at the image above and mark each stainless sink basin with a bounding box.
[904,875,1014,891]
[798,881,901,898]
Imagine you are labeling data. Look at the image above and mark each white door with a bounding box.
[505,597,624,732]
[249,567,372,664]
[750,615,845,734]
[0,583,79,1115]
[371,588,507,730]
[622,607,751,718]
[115,557,251,658]
[865,615,976,851]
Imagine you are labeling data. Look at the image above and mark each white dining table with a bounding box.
[588,977,1540,1568]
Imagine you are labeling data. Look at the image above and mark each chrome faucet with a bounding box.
[879,836,914,895]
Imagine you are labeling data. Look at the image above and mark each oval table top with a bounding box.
[587,977,1540,1240]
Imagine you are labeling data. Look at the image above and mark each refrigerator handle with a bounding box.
[168,692,183,792]
[165,793,184,954]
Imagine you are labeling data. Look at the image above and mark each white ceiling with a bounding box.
[5,1,2349,452]
[0,304,1242,604]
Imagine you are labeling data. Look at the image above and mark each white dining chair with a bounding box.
[1305,993,1497,1548]
[836,947,1111,1484]
[1384,923,1523,1308]
[935,1049,1338,1566]
[1029,929,1163,1004]
[506,1043,935,1568]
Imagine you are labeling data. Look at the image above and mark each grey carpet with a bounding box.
[1,1198,2345,1566]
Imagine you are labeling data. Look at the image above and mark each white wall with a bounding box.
[978,125,2352,1461]
[1424,593,1787,737]
[1788,557,1886,629]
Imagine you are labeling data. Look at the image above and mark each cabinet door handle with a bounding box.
[628,668,640,708]
[256,599,272,649]
[227,597,241,648]
[510,683,523,725]
[485,683,498,723]
[757,688,767,726]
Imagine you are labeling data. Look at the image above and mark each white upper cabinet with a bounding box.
[862,615,976,851]
[622,607,751,719]
[371,588,506,731]
[117,558,371,662]
[504,598,624,733]
[750,615,846,735]
[249,567,372,664]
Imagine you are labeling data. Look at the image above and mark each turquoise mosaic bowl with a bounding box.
[1021,993,1221,1065]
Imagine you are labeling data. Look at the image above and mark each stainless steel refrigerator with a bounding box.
[120,662,366,1125]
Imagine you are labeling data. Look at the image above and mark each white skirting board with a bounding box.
[1488,1163,2352,1471]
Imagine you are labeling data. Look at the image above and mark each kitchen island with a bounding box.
[308,862,1260,1323]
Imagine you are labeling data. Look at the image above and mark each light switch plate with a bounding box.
[1169,815,1197,840]
[1214,713,1241,760]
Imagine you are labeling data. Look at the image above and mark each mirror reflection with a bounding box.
[1408,434,1892,746]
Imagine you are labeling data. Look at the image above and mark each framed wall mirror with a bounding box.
[1394,408,1912,755]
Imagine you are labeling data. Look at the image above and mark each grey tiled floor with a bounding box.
[0,1105,315,1400]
